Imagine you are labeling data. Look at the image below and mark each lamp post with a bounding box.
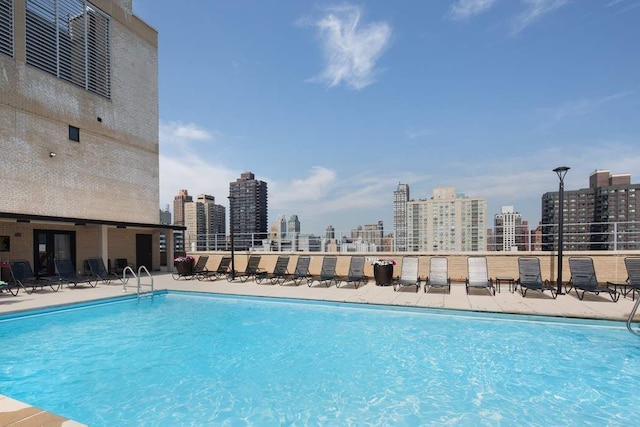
[553,166,570,295]
[228,196,235,281]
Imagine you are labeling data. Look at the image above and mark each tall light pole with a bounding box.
[228,196,235,281]
[553,166,570,295]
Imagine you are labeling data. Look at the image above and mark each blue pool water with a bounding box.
[1,292,639,426]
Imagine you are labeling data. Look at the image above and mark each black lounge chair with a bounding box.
[86,257,122,285]
[227,255,262,282]
[173,255,209,280]
[113,258,134,275]
[393,256,420,292]
[198,256,231,281]
[567,257,619,302]
[310,256,338,288]
[465,256,495,296]
[8,260,60,294]
[622,257,640,300]
[55,258,95,288]
[337,256,368,289]
[516,257,556,298]
[286,256,311,286]
[256,255,290,285]
[424,257,450,293]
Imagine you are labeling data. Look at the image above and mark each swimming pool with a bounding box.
[1,292,639,425]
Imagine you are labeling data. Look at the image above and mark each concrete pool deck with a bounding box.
[2,272,639,425]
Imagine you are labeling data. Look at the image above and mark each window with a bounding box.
[69,125,79,141]
[25,0,110,98]
[0,0,12,57]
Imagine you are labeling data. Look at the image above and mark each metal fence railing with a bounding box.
[169,221,640,253]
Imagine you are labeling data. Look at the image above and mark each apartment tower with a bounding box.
[542,170,640,250]
[406,187,487,252]
[393,183,410,251]
[229,171,268,250]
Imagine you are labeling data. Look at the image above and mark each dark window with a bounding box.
[69,125,79,142]
[0,0,13,57]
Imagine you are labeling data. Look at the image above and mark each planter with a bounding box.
[175,259,194,276]
[374,264,394,286]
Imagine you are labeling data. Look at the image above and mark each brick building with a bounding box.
[0,0,182,276]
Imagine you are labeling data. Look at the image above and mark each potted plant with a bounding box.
[368,258,396,286]
[174,255,195,276]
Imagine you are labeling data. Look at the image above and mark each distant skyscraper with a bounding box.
[394,183,410,251]
[494,206,527,251]
[159,205,171,225]
[229,171,268,249]
[287,214,300,233]
[406,187,487,252]
[542,169,640,250]
[325,225,335,240]
[173,189,192,226]
[183,194,225,250]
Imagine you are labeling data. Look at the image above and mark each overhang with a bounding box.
[0,212,186,231]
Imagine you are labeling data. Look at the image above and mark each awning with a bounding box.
[0,211,185,231]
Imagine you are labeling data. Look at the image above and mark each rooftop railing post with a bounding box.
[553,166,570,295]
[228,196,235,280]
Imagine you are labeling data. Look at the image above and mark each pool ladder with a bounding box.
[627,296,640,336]
[122,266,154,300]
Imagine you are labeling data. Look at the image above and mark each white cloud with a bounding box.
[541,91,634,127]
[269,166,337,204]
[510,0,569,35]
[305,4,392,90]
[159,120,214,148]
[159,152,237,211]
[449,0,498,20]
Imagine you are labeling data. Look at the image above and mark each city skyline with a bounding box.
[133,0,640,232]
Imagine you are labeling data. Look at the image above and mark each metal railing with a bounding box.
[173,220,640,253]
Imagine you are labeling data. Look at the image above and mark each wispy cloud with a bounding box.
[159,120,215,148]
[270,167,337,204]
[303,4,392,90]
[542,91,635,126]
[510,0,570,35]
[449,0,498,20]
[406,129,434,140]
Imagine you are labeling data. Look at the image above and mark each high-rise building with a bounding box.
[183,194,225,250]
[493,206,528,251]
[406,187,487,252]
[542,169,640,250]
[394,183,410,251]
[229,171,268,250]
[173,189,192,226]
[325,225,335,240]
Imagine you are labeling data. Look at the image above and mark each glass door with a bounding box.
[33,230,76,276]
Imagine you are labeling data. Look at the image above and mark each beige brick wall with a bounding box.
[0,0,159,224]
[192,251,640,284]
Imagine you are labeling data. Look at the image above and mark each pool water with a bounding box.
[1,292,639,426]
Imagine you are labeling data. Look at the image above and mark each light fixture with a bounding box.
[49,152,56,158]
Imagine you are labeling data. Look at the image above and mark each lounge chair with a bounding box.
[8,260,60,294]
[255,255,290,285]
[465,256,495,295]
[227,255,262,282]
[623,257,640,300]
[337,256,368,289]
[286,256,312,286]
[516,257,556,298]
[392,256,420,292]
[55,258,95,288]
[567,257,619,301]
[86,257,122,285]
[424,257,450,294]
[173,255,209,280]
[310,256,339,288]
[113,258,134,275]
[197,256,231,281]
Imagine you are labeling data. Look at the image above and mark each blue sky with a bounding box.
[133,0,640,234]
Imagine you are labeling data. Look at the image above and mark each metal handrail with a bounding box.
[121,266,153,300]
[627,296,640,336]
